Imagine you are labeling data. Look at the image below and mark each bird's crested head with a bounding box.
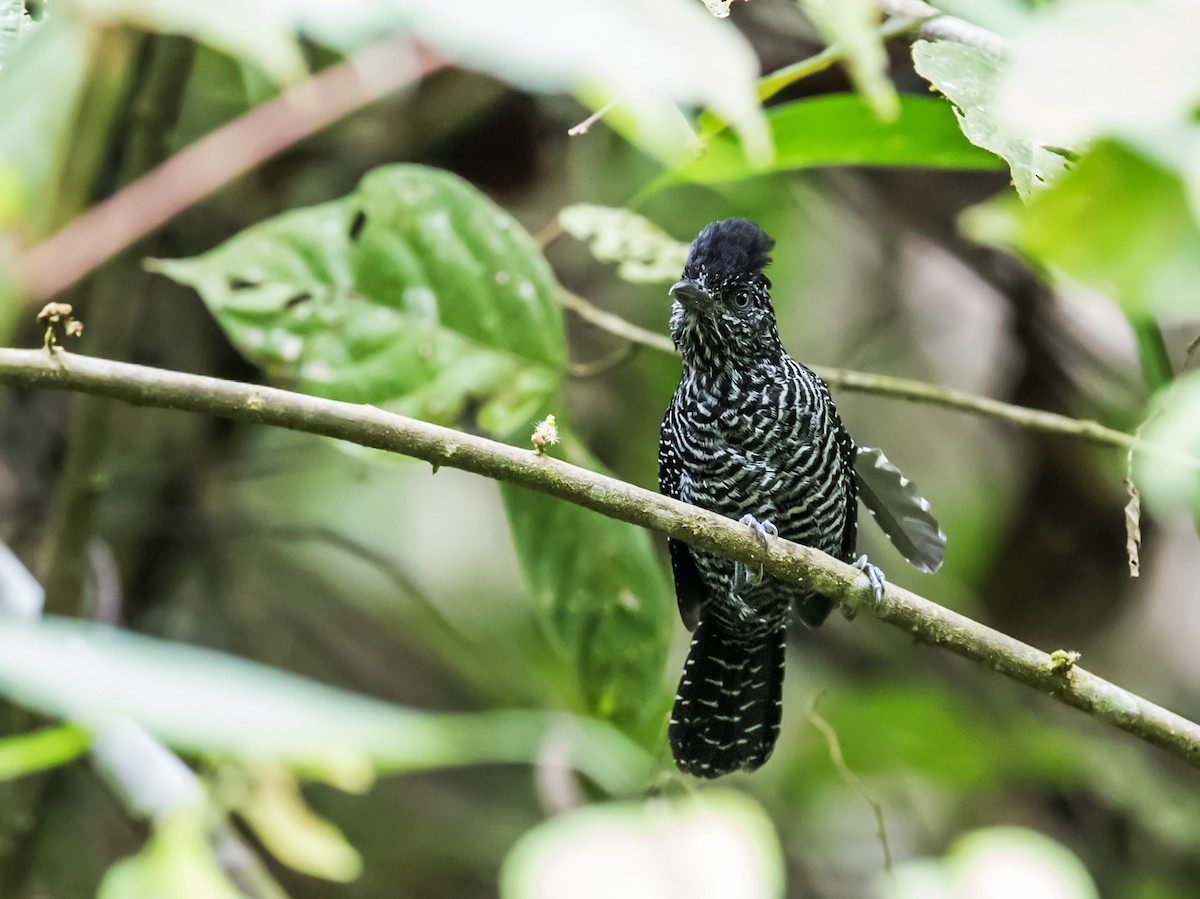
[669,218,783,368]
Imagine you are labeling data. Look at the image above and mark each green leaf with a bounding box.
[500,792,784,899]
[912,39,1068,198]
[0,616,650,793]
[501,425,673,735]
[0,724,90,780]
[963,141,1200,321]
[152,164,566,437]
[667,94,1003,186]
[798,0,898,121]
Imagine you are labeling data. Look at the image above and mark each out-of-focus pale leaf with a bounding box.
[884,828,1099,899]
[1135,371,1200,519]
[912,39,1068,198]
[388,0,769,164]
[0,724,90,780]
[65,0,307,82]
[962,141,1200,321]
[558,205,689,284]
[799,0,898,121]
[67,0,767,164]
[668,94,1002,186]
[0,16,88,225]
[500,792,784,899]
[151,164,565,438]
[502,426,673,735]
[98,812,245,899]
[993,0,1200,152]
[0,616,650,793]
[235,766,362,882]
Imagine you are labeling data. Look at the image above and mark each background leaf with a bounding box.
[667,94,1003,186]
[558,204,689,284]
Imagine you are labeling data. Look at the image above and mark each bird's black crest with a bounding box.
[684,218,775,284]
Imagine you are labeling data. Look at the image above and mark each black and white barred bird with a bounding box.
[660,218,944,778]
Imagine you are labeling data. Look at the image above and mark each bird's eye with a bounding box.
[731,293,753,311]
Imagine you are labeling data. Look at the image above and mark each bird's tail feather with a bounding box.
[669,616,786,778]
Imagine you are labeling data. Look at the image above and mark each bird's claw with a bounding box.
[843,554,885,619]
[738,514,778,542]
[733,514,777,592]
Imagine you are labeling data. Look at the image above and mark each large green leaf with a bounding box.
[0,616,649,793]
[912,39,1068,198]
[667,94,1003,186]
[501,424,673,736]
[152,164,565,437]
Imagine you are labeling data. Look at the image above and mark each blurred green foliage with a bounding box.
[2,0,1200,897]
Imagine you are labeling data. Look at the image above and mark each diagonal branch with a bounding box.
[2,347,1199,771]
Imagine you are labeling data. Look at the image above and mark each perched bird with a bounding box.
[660,218,944,778]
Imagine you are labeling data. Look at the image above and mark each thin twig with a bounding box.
[3,347,1200,772]
[806,693,892,873]
[16,39,446,301]
[555,288,1180,459]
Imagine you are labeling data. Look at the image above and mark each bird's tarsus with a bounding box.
[844,555,885,619]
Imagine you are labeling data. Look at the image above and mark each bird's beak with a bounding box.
[669,278,713,309]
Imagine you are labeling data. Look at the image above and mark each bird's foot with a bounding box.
[733,514,777,592]
[842,555,886,619]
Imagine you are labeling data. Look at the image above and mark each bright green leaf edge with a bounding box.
[0,722,91,780]
[660,93,1004,188]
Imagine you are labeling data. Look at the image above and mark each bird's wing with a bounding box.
[854,446,946,573]
[660,412,706,630]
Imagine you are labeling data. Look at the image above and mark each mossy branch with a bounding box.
[2,347,1199,771]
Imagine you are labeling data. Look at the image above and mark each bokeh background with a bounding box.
[2,0,1200,897]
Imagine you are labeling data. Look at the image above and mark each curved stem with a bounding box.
[2,347,1199,771]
